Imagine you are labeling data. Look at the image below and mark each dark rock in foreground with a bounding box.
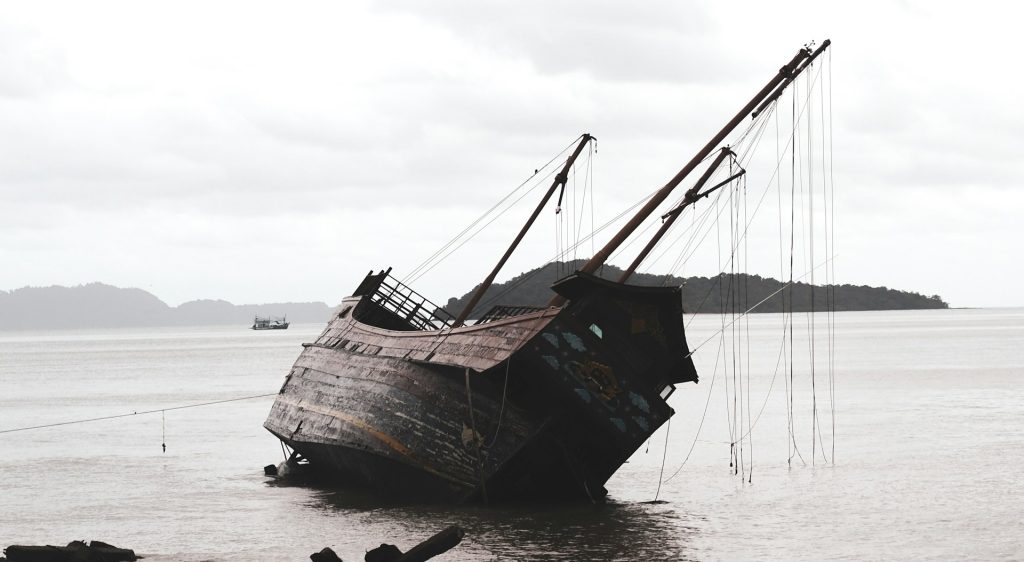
[311,547,344,562]
[3,540,136,562]
[363,526,464,562]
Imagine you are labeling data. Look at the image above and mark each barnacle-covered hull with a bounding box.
[264,269,698,502]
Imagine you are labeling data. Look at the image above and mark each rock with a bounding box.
[363,526,465,562]
[3,540,136,562]
[364,544,402,562]
[310,546,343,562]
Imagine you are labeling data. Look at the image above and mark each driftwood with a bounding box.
[363,526,464,562]
[3,540,137,562]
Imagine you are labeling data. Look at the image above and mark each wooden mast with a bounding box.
[616,147,736,282]
[753,40,832,119]
[454,134,594,326]
[549,41,829,307]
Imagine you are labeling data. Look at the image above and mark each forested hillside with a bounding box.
[445,261,948,319]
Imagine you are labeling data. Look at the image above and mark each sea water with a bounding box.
[0,309,1021,560]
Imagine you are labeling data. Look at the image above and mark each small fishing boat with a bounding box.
[252,315,289,330]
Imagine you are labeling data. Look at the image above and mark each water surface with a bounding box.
[1,309,1021,560]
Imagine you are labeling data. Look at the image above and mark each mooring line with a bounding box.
[0,393,278,435]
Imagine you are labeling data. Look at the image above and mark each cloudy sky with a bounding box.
[2,0,1021,308]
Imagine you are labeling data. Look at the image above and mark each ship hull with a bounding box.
[264,271,698,502]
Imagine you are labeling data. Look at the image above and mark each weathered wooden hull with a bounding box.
[264,271,698,502]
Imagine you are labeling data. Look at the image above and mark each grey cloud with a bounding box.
[376,0,748,84]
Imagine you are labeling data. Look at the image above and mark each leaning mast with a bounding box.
[550,39,830,305]
[454,134,594,326]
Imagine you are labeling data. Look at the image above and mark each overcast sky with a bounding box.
[2,0,1021,308]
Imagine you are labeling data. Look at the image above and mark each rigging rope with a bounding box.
[404,135,581,285]
[408,163,562,285]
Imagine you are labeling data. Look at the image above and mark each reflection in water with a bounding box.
[306,485,700,561]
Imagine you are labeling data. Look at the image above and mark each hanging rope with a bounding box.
[788,80,805,467]
[483,358,512,449]
[653,54,834,477]
[827,48,837,464]
[652,417,671,501]
[663,335,724,482]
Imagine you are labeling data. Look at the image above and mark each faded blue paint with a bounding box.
[562,331,586,352]
[542,333,560,349]
[610,417,626,432]
[633,416,649,432]
[629,391,651,413]
[574,388,592,403]
[542,355,560,370]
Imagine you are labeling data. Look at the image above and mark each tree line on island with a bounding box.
[444,260,948,320]
[0,265,947,331]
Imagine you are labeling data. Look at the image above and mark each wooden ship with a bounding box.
[264,41,830,502]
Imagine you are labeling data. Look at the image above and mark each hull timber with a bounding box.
[265,269,698,502]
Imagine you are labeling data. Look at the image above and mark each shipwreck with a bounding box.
[264,40,830,502]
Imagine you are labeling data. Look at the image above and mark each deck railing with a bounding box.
[354,268,456,331]
[475,304,547,325]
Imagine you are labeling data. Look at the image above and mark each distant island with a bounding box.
[0,283,333,331]
[1,267,948,331]
[445,261,949,319]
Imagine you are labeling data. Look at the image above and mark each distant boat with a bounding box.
[252,315,289,330]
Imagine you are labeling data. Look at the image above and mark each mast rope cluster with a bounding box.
[640,41,837,495]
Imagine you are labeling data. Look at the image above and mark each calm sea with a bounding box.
[1,309,1021,561]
